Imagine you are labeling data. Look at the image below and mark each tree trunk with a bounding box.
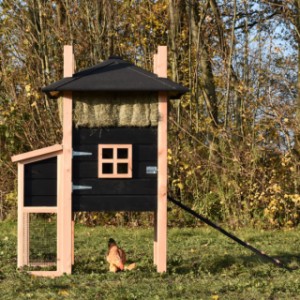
[168,0,179,83]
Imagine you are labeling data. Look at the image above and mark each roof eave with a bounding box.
[42,88,188,100]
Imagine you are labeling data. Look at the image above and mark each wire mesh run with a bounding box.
[26,213,57,270]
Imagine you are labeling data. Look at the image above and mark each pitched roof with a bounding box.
[42,57,188,99]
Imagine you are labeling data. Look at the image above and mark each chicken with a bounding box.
[106,238,126,272]
[106,238,136,272]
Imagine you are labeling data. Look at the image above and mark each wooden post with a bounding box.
[23,212,29,266]
[58,45,74,274]
[154,46,168,273]
[72,215,75,265]
[64,45,75,78]
[17,163,25,268]
[57,152,63,274]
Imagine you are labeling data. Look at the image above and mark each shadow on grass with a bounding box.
[274,253,300,270]
[72,256,150,275]
[71,250,300,276]
[72,256,107,274]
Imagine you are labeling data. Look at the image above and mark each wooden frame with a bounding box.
[23,207,58,213]
[60,45,74,275]
[14,149,63,277]
[12,144,63,164]
[60,90,73,275]
[98,144,132,178]
[12,45,74,278]
[154,46,168,273]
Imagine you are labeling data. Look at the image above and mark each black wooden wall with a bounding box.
[24,157,57,206]
[72,127,158,212]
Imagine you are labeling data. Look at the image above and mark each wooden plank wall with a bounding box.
[24,157,57,206]
[72,127,158,211]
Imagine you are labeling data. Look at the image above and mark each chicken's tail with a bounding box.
[124,263,136,271]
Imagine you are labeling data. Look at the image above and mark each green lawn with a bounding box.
[0,221,300,299]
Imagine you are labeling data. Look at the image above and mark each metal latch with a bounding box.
[72,184,92,191]
[146,166,158,174]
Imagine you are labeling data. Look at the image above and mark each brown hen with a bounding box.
[106,238,136,272]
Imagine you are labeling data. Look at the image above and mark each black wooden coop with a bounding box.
[12,46,188,276]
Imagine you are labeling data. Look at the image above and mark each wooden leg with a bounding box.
[153,211,157,265]
[72,215,75,265]
[61,91,73,275]
[156,92,168,273]
[156,196,167,273]
[23,212,29,266]
[17,163,25,268]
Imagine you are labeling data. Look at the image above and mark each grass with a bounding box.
[0,221,300,299]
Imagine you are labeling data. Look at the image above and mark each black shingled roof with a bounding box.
[42,57,188,99]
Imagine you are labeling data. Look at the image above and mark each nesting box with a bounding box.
[12,46,188,276]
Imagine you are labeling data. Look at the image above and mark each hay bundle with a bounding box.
[118,100,134,126]
[71,92,158,127]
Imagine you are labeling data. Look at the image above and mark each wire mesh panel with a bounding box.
[27,213,57,270]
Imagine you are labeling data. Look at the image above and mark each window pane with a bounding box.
[102,163,113,174]
[102,148,113,159]
[117,163,128,174]
[117,148,128,159]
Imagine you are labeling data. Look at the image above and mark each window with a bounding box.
[98,144,132,178]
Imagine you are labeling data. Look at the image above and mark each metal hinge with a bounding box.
[72,184,93,191]
[72,151,92,157]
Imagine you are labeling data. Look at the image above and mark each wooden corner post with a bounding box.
[154,46,168,273]
[17,163,26,268]
[58,45,74,275]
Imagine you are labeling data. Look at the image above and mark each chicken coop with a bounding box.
[12,45,188,277]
